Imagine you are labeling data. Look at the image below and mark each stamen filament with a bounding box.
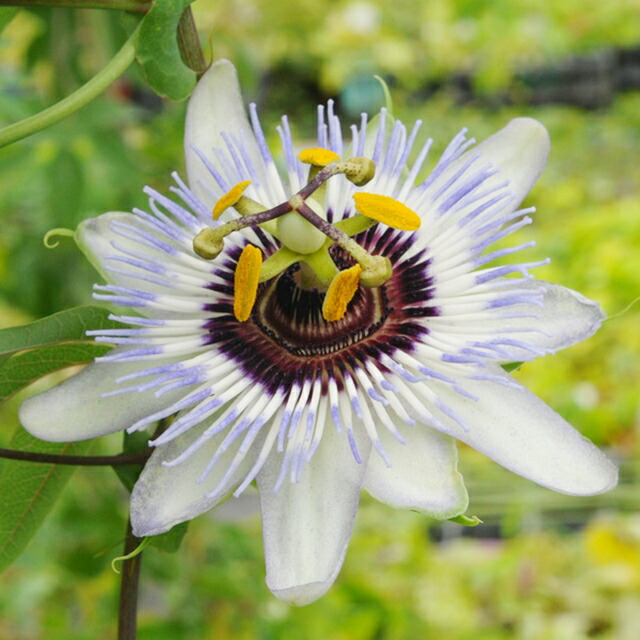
[299,148,343,193]
[258,246,304,283]
[334,213,378,237]
[300,247,340,287]
[294,200,392,287]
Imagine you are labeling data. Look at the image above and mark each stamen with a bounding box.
[193,200,292,260]
[212,180,252,219]
[299,147,340,167]
[353,192,421,231]
[234,244,263,321]
[322,264,362,322]
[298,148,342,202]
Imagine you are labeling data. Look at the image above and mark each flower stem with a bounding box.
[118,518,143,640]
[0,448,151,466]
[0,22,140,149]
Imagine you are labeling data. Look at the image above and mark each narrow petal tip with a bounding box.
[507,117,551,150]
[495,117,551,170]
[505,116,550,167]
[473,117,551,208]
[565,454,618,497]
[19,395,61,442]
[431,372,619,498]
[184,59,260,209]
[269,577,337,606]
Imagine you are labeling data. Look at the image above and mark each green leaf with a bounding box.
[449,514,483,527]
[0,306,118,356]
[149,521,189,553]
[0,342,111,406]
[502,361,524,373]
[112,430,150,493]
[136,0,196,100]
[0,427,93,572]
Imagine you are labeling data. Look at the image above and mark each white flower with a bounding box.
[19,60,617,605]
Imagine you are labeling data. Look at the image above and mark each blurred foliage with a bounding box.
[1,0,640,638]
[193,0,640,94]
[0,8,186,316]
[2,468,640,639]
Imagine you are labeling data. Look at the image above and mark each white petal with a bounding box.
[184,59,262,209]
[130,413,263,537]
[431,368,617,495]
[492,280,605,361]
[76,212,185,291]
[76,212,206,320]
[363,424,468,518]
[470,117,550,209]
[257,424,371,606]
[19,352,186,442]
[75,212,133,282]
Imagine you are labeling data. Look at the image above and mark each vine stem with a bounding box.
[118,518,143,640]
[0,0,150,10]
[0,448,151,465]
[0,22,140,148]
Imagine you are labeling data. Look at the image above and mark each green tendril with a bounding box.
[0,23,140,149]
[43,228,75,248]
[374,74,394,117]
[111,537,151,574]
[606,295,640,321]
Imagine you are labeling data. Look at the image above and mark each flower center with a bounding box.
[253,264,390,357]
[194,148,421,324]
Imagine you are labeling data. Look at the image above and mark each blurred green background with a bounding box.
[1,0,640,638]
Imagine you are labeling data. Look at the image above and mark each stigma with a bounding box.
[191,148,421,323]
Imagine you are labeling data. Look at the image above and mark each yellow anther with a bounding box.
[299,147,341,167]
[233,244,262,322]
[322,264,362,322]
[352,192,421,231]
[213,180,252,220]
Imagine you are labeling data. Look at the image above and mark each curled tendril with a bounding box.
[111,537,151,574]
[43,228,74,249]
